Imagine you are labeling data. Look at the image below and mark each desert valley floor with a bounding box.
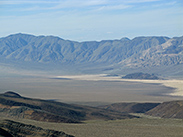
[0,74,183,105]
[1,74,183,137]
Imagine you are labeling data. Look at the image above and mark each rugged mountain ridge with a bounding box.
[0,33,183,76]
[0,33,182,64]
[119,36,183,68]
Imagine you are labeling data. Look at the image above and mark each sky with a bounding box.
[0,0,183,41]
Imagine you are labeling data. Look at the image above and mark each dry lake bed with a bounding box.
[0,74,182,106]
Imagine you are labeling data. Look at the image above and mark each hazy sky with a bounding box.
[0,0,183,41]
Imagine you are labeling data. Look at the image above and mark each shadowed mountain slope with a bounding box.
[100,101,183,119]
[99,102,160,113]
[0,91,137,123]
[146,100,183,119]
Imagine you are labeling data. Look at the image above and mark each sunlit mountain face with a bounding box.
[0,33,183,77]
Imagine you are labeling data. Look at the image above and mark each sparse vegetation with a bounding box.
[1,115,183,137]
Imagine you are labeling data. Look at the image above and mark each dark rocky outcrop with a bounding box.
[0,119,74,137]
[0,127,13,137]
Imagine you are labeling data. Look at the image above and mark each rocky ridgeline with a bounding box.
[0,34,182,69]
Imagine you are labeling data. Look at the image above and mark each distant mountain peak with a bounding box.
[7,33,35,37]
[120,37,130,41]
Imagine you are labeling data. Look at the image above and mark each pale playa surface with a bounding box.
[0,74,182,104]
[119,79,183,97]
[56,74,183,97]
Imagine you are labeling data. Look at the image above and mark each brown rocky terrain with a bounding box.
[146,100,183,119]
[100,100,183,119]
[99,102,160,113]
[0,91,137,123]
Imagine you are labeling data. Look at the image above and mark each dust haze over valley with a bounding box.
[0,34,183,137]
[1,0,183,136]
[0,33,183,105]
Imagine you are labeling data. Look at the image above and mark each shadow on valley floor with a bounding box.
[0,77,182,105]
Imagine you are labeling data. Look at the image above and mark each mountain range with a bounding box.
[0,33,183,77]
